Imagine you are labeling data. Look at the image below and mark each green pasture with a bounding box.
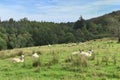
[0,38,120,80]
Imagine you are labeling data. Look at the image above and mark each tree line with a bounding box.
[0,15,117,50]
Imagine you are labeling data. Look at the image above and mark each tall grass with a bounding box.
[47,51,59,66]
[72,54,88,67]
[101,56,109,65]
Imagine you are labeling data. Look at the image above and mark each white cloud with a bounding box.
[0,0,120,22]
[92,0,120,6]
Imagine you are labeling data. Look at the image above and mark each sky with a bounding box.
[0,0,120,22]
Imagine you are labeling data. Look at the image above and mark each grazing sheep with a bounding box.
[12,54,24,63]
[72,49,93,57]
[80,50,93,57]
[32,52,39,58]
[48,44,51,47]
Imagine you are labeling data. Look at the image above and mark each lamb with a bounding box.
[32,52,39,58]
[12,54,24,63]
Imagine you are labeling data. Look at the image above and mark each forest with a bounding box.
[0,10,120,50]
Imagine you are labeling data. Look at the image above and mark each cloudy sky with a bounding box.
[0,0,120,22]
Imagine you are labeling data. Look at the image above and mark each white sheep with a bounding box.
[48,44,51,47]
[72,49,93,57]
[80,50,93,57]
[12,54,24,63]
[32,52,39,58]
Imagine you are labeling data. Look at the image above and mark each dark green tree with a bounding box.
[73,16,86,29]
[0,37,7,50]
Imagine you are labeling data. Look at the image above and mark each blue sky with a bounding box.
[0,0,120,22]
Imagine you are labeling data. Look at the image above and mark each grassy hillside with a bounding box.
[0,38,120,80]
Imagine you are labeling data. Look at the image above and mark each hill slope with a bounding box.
[89,10,120,42]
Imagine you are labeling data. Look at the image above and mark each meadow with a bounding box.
[0,38,120,80]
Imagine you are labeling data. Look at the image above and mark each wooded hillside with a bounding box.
[0,10,120,50]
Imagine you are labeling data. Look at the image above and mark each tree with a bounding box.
[110,19,120,43]
[74,29,85,42]
[86,21,98,34]
[64,32,75,43]
[0,37,7,50]
[73,16,86,29]
[9,18,15,23]
[115,23,120,43]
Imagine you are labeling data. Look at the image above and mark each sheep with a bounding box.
[12,54,24,63]
[80,50,93,57]
[72,49,93,57]
[48,44,51,47]
[32,52,39,58]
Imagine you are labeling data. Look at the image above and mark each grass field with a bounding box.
[0,38,120,80]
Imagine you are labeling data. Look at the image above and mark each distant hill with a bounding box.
[88,10,120,41]
[89,10,120,31]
